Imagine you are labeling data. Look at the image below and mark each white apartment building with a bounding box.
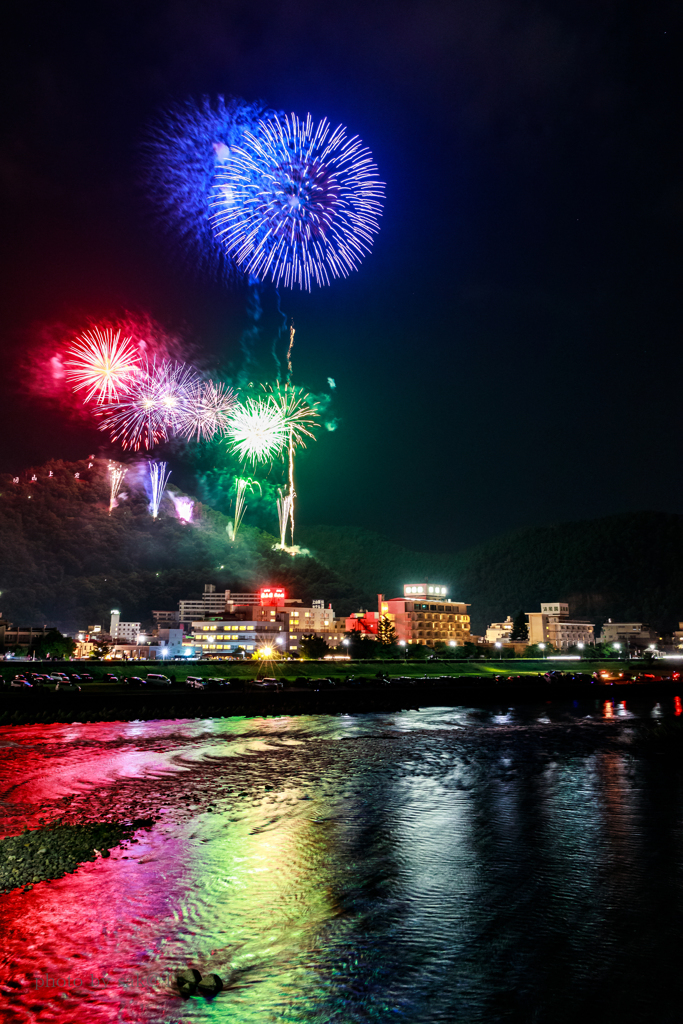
[485,616,514,644]
[188,619,286,656]
[109,611,142,643]
[600,621,661,646]
[179,584,229,621]
[527,603,594,649]
[288,600,335,633]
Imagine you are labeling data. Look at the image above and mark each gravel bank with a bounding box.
[0,819,154,893]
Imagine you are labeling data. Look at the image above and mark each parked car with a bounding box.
[205,677,230,690]
[79,673,94,683]
[308,677,335,690]
[185,676,206,689]
[103,673,119,684]
[124,676,146,688]
[11,676,31,688]
[250,677,283,691]
[49,673,68,681]
[55,679,81,692]
[146,673,172,688]
[68,674,82,683]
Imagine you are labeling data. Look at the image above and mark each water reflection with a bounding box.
[1,702,683,1021]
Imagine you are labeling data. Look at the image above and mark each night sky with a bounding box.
[1,0,681,553]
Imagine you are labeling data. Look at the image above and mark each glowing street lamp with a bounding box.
[539,642,546,660]
[495,641,503,660]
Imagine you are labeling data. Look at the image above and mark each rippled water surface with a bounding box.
[2,699,683,1022]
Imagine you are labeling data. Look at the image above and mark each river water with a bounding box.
[1,698,683,1023]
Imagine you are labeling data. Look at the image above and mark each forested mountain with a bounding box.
[1,459,681,633]
[300,513,683,633]
[0,459,363,630]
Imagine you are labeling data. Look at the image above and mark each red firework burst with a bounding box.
[65,327,141,403]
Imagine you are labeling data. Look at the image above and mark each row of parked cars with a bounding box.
[9,671,93,691]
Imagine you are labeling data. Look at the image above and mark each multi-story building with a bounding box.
[0,621,54,652]
[600,621,661,649]
[186,619,287,657]
[109,611,142,643]
[485,616,515,644]
[289,599,335,633]
[526,603,595,649]
[179,584,230,623]
[379,585,471,646]
[153,610,181,629]
[346,611,379,635]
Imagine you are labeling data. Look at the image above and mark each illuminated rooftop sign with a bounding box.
[259,586,286,606]
[403,584,448,597]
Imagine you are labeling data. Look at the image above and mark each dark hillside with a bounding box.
[1,460,681,634]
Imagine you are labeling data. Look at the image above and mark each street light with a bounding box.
[539,643,546,660]
[399,640,407,661]
[613,643,621,660]
[495,641,502,660]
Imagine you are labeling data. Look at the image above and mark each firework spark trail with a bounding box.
[178,379,236,441]
[171,494,194,522]
[107,462,127,513]
[266,384,319,547]
[277,488,292,547]
[233,479,249,539]
[97,360,200,450]
[149,461,171,518]
[65,328,141,403]
[210,112,384,290]
[225,397,287,464]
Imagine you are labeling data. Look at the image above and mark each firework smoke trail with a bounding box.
[277,488,292,547]
[286,320,295,384]
[225,397,287,465]
[149,461,171,518]
[144,96,276,279]
[171,494,194,522]
[97,360,200,450]
[108,462,127,512]
[178,379,236,441]
[65,328,141,403]
[210,112,384,290]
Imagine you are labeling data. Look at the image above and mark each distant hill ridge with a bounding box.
[298,512,683,632]
[0,459,680,632]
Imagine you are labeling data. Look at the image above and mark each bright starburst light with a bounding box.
[178,380,236,441]
[210,113,384,289]
[225,397,288,464]
[97,360,200,450]
[65,327,141,403]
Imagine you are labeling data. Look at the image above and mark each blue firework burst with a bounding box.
[209,113,384,290]
[143,95,274,278]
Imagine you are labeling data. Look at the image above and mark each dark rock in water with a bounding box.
[197,973,224,996]
[176,968,201,997]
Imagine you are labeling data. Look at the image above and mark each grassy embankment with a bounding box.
[0,658,664,694]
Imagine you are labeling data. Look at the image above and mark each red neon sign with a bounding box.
[259,587,286,606]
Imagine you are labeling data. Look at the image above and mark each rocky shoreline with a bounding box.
[0,819,154,894]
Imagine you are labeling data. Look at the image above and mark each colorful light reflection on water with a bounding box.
[1,701,683,1022]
